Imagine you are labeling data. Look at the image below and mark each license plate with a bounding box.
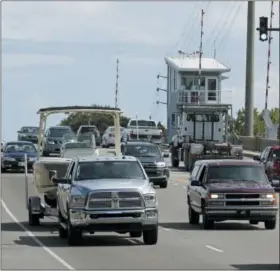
[18,162,25,167]
[272,180,280,185]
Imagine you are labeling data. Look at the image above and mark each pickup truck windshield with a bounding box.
[75,161,146,180]
[125,145,161,157]
[21,127,39,133]
[129,120,156,127]
[207,165,268,183]
[80,126,98,134]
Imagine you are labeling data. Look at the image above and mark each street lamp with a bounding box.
[259,16,268,41]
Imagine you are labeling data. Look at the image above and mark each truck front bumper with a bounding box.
[69,208,158,231]
[205,206,278,221]
[44,143,61,154]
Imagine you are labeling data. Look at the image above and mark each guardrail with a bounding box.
[238,136,278,152]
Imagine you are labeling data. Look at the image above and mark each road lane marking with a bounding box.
[1,199,75,270]
[205,245,223,253]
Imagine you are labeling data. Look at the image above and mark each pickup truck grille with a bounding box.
[87,191,144,209]
[225,193,260,206]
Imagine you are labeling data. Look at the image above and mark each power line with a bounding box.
[215,3,242,51]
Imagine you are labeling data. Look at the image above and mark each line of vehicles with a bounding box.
[1,105,279,247]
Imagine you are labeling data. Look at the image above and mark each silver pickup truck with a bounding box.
[124,119,163,144]
[54,155,159,246]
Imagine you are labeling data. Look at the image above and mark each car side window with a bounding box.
[198,166,206,183]
[65,161,74,179]
[263,147,271,161]
[191,165,200,179]
[260,147,268,160]
[266,148,274,161]
[68,162,76,181]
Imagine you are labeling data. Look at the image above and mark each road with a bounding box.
[1,152,279,270]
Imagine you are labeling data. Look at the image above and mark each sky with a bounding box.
[2,1,280,141]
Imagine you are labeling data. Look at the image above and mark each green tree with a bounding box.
[60,105,130,134]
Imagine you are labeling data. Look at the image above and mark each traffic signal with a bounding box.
[259,16,268,41]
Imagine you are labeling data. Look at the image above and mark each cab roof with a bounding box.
[195,159,260,167]
[124,141,156,146]
[77,155,138,162]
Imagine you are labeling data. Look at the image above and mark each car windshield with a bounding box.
[5,143,36,153]
[80,126,98,134]
[124,144,161,157]
[207,165,268,183]
[75,161,146,180]
[49,128,70,137]
[21,127,38,133]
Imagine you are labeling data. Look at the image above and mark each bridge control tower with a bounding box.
[165,54,232,142]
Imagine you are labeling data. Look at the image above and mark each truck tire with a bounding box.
[172,158,179,168]
[143,227,158,245]
[58,210,67,239]
[202,214,214,230]
[130,231,142,238]
[264,220,276,230]
[188,206,199,225]
[67,222,82,246]
[159,181,168,188]
[28,197,41,226]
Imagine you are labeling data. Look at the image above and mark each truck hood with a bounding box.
[72,179,152,194]
[206,180,274,193]
[4,152,37,158]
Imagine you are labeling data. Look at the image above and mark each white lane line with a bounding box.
[159,226,171,232]
[205,245,223,253]
[1,199,75,270]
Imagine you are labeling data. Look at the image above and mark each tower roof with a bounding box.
[165,56,230,73]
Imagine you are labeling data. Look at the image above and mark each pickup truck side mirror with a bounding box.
[49,170,57,180]
[190,180,201,186]
[253,155,261,161]
[52,178,68,184]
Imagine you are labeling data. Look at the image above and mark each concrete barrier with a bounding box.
[239,136,278,152]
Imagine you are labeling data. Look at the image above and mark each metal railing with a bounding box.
[176,90,232,105]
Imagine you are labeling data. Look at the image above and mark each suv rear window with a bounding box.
[129,120,156,127]
[272,149,280,158]
[80,126,98,134]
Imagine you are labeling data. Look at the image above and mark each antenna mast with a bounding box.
[264,1,274,110]
[197,9,205,93]
[115,58,119,108]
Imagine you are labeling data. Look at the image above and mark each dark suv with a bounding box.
[121,141,169,188]
[187,159,278,230]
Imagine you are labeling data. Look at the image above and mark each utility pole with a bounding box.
[115,59,119,108]
[197,9,205,94]
[264,1,274,110]
[244,1,255,137]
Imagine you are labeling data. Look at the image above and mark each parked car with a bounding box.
[102,126,125,148]
[187,159,278,229]
[54,155,158,245]
[76,125,101,146]
[42,126,72,156]
[253,145,280,191]
[17,126,39,143]
[1,141,38,172]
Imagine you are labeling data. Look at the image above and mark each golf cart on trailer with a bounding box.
[24,106,122,226]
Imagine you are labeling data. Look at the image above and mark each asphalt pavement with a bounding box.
[1,151,279,270]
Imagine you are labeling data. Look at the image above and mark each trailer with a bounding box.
[25,105,122,226]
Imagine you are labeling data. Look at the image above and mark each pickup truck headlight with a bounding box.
[144,194,157,208]
[156,162,166,168]
[207,193,224,199]
[69,195,86,208]
[48,141,55,144]
[260,193,276,199]
[260,193,277,206]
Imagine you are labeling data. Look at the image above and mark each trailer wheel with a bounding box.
[28,198,40,226]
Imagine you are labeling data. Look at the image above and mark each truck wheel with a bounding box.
[130,231,142,238]
[143,227,158,245]
[202,214,214,230]
[159,181,168,188]
[67,221,82,246]
[188,206,200,225]
[264,220,276,230]
[28,200,40,226]
[58,211,67,239]
[249,220,259,225]
[172,158,179,168]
